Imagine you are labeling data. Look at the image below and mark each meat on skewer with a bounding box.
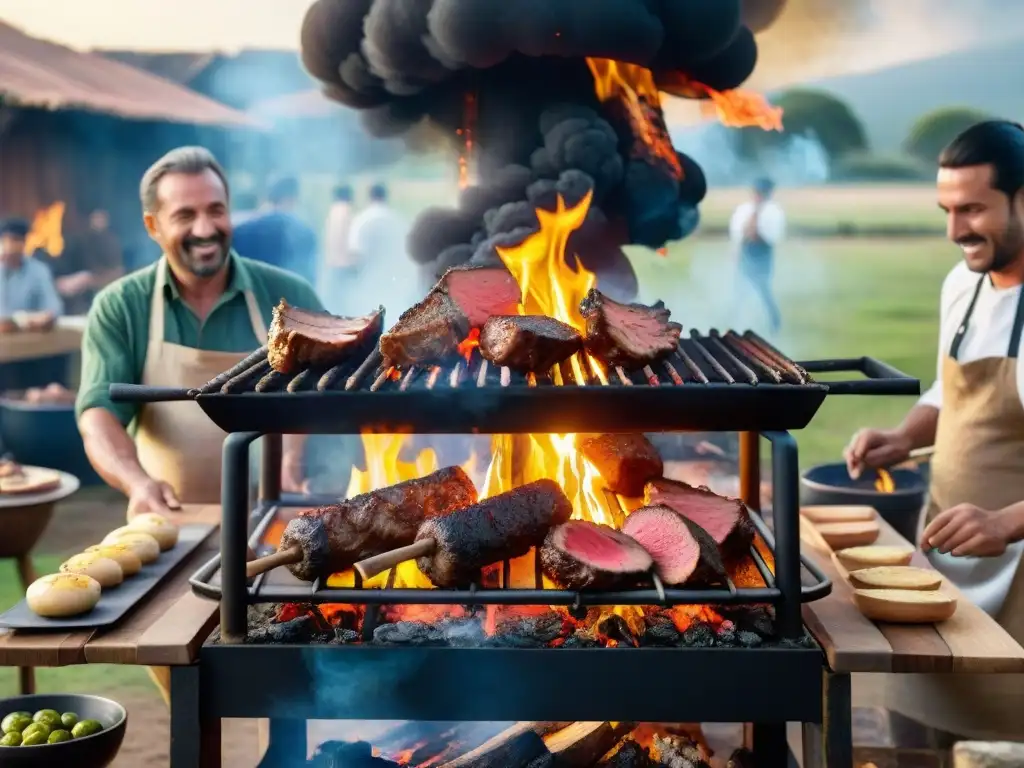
[355,479,572,588]
[245,466,477,581]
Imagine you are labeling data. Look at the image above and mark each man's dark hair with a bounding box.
[333,184,353,202]
[268,176,300,205]
[939,120,1024,199]
[0,218,29,239]
[368,182,388,202]
[753,177,775,196]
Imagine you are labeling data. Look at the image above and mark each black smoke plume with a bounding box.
[301,0,785,300]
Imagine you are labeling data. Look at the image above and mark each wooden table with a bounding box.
[0,318,85,365]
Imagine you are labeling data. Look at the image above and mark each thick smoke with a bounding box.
[301,0,785,300]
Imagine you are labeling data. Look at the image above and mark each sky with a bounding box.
[0,0,315,51]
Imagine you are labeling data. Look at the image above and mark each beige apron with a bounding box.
[886,275,1024,739]
[134,257,267,505]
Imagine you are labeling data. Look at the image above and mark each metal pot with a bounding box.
[800,461,927,543]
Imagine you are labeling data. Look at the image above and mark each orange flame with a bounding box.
[698,86,784,131]
[874,468,895,494]
[457,328,480,362]
[25,202,65,257]
[457,91,477,189]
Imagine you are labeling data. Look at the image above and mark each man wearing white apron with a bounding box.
[75,147,323,700]
[846,120,1024,739]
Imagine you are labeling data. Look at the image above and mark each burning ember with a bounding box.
[874,469,895,494]
[25,202,65,257]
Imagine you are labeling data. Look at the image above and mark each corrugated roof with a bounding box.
[0,22,261,128]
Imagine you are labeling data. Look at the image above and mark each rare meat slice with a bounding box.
[268,301,384,374]
[479,315,583,372]
[440,266,521,327]
[644,478,754,556]
[540,520,653,590]
[622,505,728,585]
[379,266,522,367]
[579,289,682,369]
[576,433,663,496]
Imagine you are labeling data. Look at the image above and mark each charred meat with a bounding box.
[644,478,755,557]
[279,466,477,581]
[479,315,583,372]
[576,433,663,496]
[416,479,572,588]
[268,301,384,374]
[622,505,728,585]
[579,289,682,369]
[441,265,521,327]
[540,520,653,590]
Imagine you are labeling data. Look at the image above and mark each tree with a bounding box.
[737,88,868,162]
[903,107,994,164]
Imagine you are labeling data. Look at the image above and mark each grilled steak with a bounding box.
[643,478,754,557]
[622,505,728,585]
[379,266,522,367]
[479,315,583,372]
[579,289,682,369]
[540,520,653,590]
[576,433,663,496]
[416,479,572,588]
[278,466,477,581]
[267,301,384,374]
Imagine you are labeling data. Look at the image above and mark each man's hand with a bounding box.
[923,503,1013,557]
[127,478,182,519]
[843,428,912,479]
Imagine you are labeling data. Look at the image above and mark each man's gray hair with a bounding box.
[139,146,230,213]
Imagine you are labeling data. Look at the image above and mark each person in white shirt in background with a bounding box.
[845,121,1024,742]
[321,184,355,314]
[347,182,416,315]
[729,177,785,334]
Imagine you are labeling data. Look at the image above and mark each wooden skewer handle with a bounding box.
[245,545,303,579]
[355,538,436,580]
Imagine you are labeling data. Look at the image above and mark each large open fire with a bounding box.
[24,201,66,257]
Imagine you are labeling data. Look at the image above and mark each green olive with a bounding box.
[32,710,62,728]
[1,713,32,734]
[20,730,46,746]
[60,712,78,729]
[22,722,50,739]
[0,731,22,746]
[71,720,103,739]
[47,730,72,744]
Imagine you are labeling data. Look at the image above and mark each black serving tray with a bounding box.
[0,524,214,630]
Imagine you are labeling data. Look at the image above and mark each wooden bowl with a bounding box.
[813,521,880,550]
[849,566,942,591]
[853,589,957,624]
[801,505,877,524]
[836,545,914,571]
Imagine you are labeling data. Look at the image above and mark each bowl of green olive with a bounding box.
[0,694,126,767]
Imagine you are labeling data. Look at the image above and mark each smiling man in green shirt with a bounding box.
[76,146,322,517]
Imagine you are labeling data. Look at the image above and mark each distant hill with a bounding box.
[804,37,1024,153]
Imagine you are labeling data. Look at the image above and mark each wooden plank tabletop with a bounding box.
[801,511,1024,675]
[0,325,83,364]
[0,505,221,668]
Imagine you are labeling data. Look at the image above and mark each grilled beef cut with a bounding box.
[576,433,663,496]
[380,266,522,367]
[622,505,728,585]
[644,478,754,557]
[479,315,583,372]
[279,466,477,581]
[540,520,653,590]
[268,301,384,374]
[579,289,682,369]
[415,479,571,587]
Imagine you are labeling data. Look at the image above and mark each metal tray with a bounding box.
[0,524,214,630]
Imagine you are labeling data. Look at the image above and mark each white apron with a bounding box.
[886,275,1024,739]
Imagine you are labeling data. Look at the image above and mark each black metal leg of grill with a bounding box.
[747,722,789,768]
[222,431,262,644]
[170,665,220,768]
[257,720,306,768]
[739,431,761,511]
[766,430,802,639]
[801,671,853,768]
[261,433,282,502]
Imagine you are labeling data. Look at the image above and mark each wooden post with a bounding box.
[954,742,1024,768]
[739,431,760,511]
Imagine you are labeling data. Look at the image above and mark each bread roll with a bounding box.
[853,588,957,623]
[84,544,143,576]
[849,566,942,591]
[814,520,880,550]
[26,574,101,618]
[836,545,914,572]
[101,529,161,564]
[59,553,123,588]
[801,506,876,524]
[126,513,179,551]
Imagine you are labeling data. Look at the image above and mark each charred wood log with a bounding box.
[440,722,570,768]
[546,722,636,767]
